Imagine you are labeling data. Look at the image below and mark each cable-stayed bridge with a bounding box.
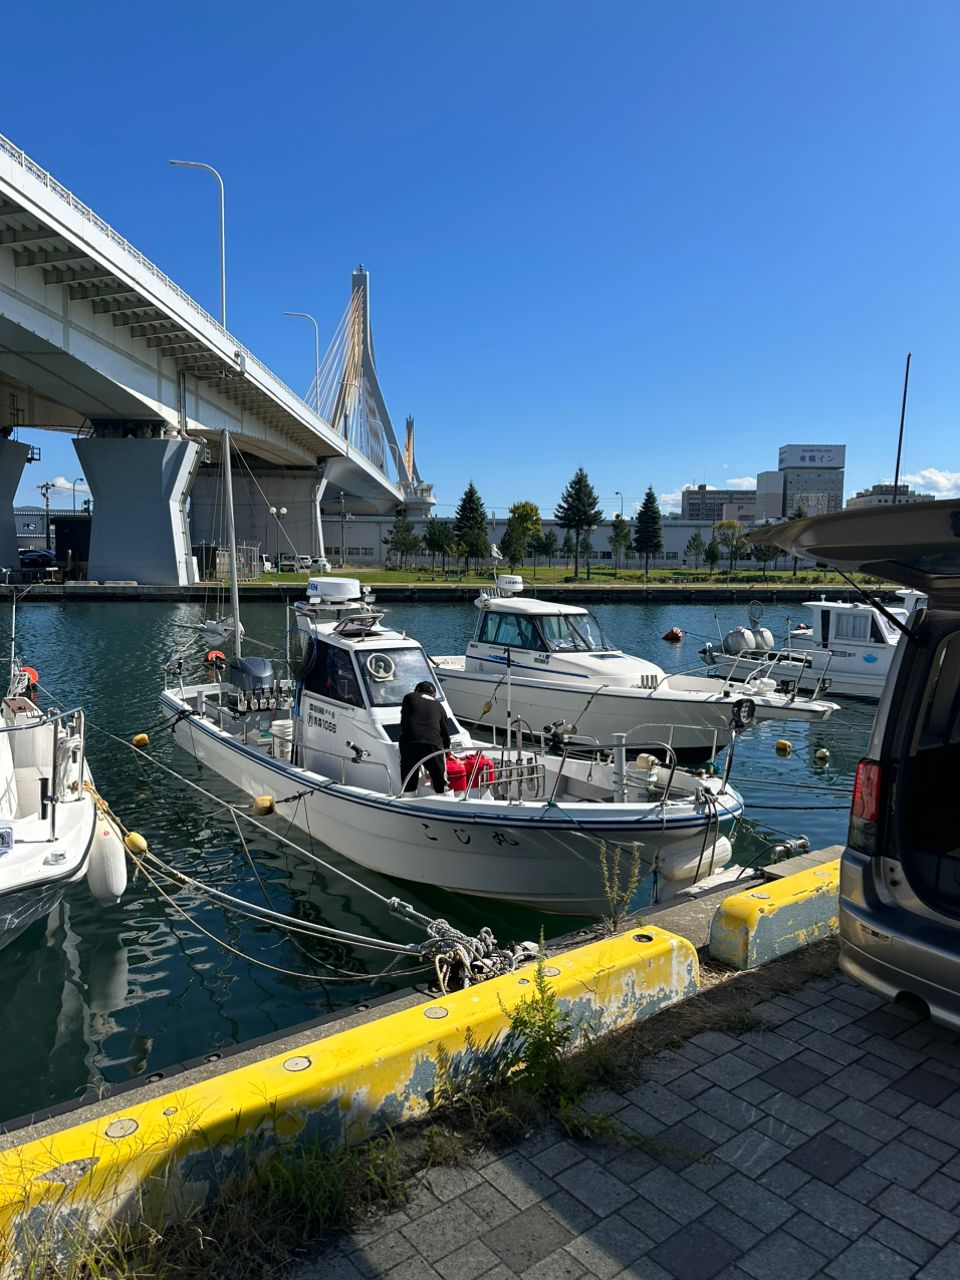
[0,133,432,583]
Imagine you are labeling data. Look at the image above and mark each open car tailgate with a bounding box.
[747,500,960,601]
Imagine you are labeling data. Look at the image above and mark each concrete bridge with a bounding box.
[0,133,432,583]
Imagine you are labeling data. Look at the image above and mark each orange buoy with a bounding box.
[205,649,227,665]
[21,665,39,683]
[662,628,685,643]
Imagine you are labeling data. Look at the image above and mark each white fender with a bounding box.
[658,835,733,883]
[87,815,128,907]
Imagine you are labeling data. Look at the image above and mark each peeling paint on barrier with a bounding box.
[709,861,841,970]
[0,925,697,1270]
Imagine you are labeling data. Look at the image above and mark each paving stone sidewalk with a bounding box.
[292,974,960,1280]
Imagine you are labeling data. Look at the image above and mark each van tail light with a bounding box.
[849,758,882,855]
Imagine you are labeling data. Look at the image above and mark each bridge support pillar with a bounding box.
[0,438,30,574]
[74,436,200,585]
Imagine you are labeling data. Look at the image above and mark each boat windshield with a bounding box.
[358,645,439,707]
[539,612,609,652]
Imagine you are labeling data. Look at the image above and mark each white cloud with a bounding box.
[50,475,90,493]
[658,490,683,512]
[727,476,756,490]
[901,468,960,498]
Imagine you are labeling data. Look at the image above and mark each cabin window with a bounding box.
[483,613,545,650]
[540,613,608,652]
[834,612,871,642]
[359,646,440,707]
[303,640,364,707]
[478,612,501,643]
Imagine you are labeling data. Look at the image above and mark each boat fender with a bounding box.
[775,739,792,756]
[124,831,149,855]
[658,835,733,883]
[131,733,150,749]
[88,817,129,907]
[480,701,493,716]
[252,795,276,816]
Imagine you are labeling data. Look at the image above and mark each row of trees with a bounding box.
[382,471,807,579]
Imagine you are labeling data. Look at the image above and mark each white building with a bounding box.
[756,444,846,519]
[846,483,931,509]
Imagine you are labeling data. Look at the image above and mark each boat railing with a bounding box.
[0,706,86,840]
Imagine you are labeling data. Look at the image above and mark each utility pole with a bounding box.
[338,491,346,568]
[38,482,54,550]
[893,352,912,506]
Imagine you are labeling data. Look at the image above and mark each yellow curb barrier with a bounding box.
[708,861,841,970]
[0,925,697,1268]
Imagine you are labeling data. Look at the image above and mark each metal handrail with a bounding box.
[0,132,398,484]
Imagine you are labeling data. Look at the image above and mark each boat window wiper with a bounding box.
[831,567,917,642]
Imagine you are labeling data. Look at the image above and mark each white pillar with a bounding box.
[0,439,29,572]
[74,437,200,585]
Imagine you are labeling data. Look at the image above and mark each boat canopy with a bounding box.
[479,597,588,616]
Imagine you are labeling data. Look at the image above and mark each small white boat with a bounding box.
[160,533,748,914]
[699,594,925,700]
[431,577,838,760]
[0,618,126,948]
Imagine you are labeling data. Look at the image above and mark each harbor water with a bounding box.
[0,598,874,1125]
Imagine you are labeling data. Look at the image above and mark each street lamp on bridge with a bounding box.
[269,506,287,570]
[284,311,321,413]
[72,476,85,512]
[169,160,227,329]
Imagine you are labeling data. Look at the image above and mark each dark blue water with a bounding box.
[0,599,873,1123]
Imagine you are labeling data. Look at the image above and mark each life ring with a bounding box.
[21,665,39,683]
[366,652,396,681]
[205,649,227,665]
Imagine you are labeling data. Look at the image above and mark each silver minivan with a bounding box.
[755,500,960,1028]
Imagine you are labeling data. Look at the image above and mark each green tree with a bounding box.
[788,503,807,577]
[423,518,455,574]
[382,513,422,569]
[684,530,705,570]
[750,522,781,578]
[542,529,559,569]
[454,482,489,570]
[526,530,548,578]
[633,487,663,575]
[500,500,541,570]
[608,514,633,578]
[560,531,576,570]
[715,519,749,572]
[579,533,594,579]
[704,536,721,575]
[554,467,602,579]
[499,522,527,569]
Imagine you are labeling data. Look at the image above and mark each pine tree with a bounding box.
[684,530,705,570]
[554,468,602,579]
[382,513,422,569]
[704,536,721,575]
[561,531,576,569]
[542,530,559,569]
[608,514,632,578]
[633,487,663,575]
[453,482,489,570]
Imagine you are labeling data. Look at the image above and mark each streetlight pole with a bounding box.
[169,160,227,329]
[269,506,287,569]
[614,491,624,518]
[338,491,346,568]
[72,477,84,512]
[284,312,321,412]
[38,482,53,550]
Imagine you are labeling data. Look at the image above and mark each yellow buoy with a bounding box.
[252,795,276,816]
[480,702,493,716]
[124,831,148,855]
[775,739,792,756]
[131,733,150,749]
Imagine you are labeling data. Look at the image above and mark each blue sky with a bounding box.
[5,0,958,514]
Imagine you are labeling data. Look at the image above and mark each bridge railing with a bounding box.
[0,133,398,486]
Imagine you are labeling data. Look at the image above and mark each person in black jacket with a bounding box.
[399,681,450,793]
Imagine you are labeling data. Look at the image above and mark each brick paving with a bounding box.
[291,975,960,1279]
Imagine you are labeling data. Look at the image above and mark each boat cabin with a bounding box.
[471,598,611,654]
[796,600,902,653]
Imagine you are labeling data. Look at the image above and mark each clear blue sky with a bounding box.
[6,0,958,513]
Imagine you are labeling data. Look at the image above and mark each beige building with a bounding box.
[846,483,931,509]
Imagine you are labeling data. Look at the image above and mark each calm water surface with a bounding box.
[0,598,874,1123]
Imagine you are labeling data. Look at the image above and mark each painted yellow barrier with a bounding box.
[709,861,841,970]
[0,925,697,1268]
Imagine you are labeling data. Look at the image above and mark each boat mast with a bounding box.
[7,592,15,696]
[221,429,243,659]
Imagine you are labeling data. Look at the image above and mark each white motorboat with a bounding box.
[699,594,925,700]
[159,465,747,917]
[0,605,127,949]
[430,577,838,761]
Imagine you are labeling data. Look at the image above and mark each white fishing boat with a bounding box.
[430,577,838,760]
[159,442,748,916]
[699,594,925,700]
[0,602,127,949]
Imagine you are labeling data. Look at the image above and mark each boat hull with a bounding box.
[161,693,741,916]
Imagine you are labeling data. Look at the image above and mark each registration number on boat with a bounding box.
[0,823,13,854]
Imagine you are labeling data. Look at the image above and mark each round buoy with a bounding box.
[131,733,149,749]
[252,795,276,816]
[21,664,39,684]
[814,748,830,763]
[124,831,148,855]
[662,628,685,643]
[205,649,226,665]
[775,739,792,756]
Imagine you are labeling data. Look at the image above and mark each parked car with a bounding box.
[18,548,56,568]
[311,556,332,573]
[277,554,312,573]
[758,500,960,1028]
